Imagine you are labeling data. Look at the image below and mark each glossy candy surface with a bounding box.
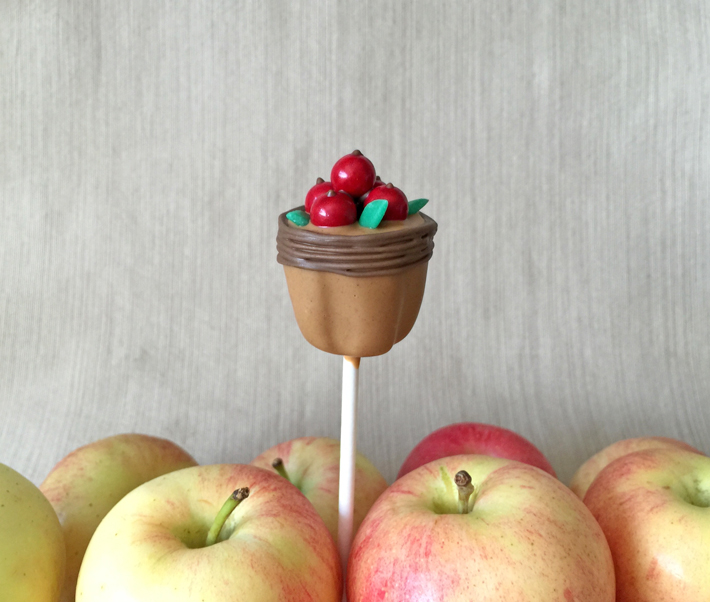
[331,151,376,198]
[310,191,357,227]
[364,184,408,221]
[305,178,333,212]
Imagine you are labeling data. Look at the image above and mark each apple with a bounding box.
[570,436,703,498]
[363,183,408,221]
[583,447,710,602]
[397,422,556,479]
[76,464,341,601]
[358,176,386,205]
[1,462,65,602]
[250,436,388,542]
[40,433,197,602]
[330,150,376,197]
[348,455,614,602]
[310,190,358,227]
[304,177,333,212]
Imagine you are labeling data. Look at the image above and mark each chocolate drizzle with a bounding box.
[277,208,437,277]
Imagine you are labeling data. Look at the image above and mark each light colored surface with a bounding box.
[338,357,358,574]
[1,1,709,487]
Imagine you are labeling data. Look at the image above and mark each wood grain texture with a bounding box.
[1,1,708,486]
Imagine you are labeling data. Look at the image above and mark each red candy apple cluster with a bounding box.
[305,150,408,227]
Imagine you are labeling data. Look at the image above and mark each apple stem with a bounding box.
[205,487,250,547]
[272,458,291,482]
[352,149,362,156]
[455,470,475,514]
[316,177,324,184]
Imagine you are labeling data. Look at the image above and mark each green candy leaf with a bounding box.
[408,198,429,215]
[286,209,310,227]
[359,200,388,229]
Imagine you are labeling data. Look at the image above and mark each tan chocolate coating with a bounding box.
[283,263,429,357]
[277,210,437,277]
[299,212,425,236]
[277,207,437,357]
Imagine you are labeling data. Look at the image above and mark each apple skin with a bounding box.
[397,422,556,479]
[40,433,197,602]
[304,178,333,212]
[310,191,358,227]
[331,152,376,198]
[251,436,388,541]
[76,464,341,601]
[1,463,65,602]
[569,436,703,498]
[348,455,614,602]
[583,447,710,602]
[363,184,408,221]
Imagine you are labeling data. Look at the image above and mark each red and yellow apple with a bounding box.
[76,463,341,601]
[349,455,614,602]
[40,433,197,601]
[251,436,387,541]
[584,447,710,602]
[570,436,703,498]
[398,422,556,479]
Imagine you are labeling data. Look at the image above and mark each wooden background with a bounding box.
[1,1,708,486]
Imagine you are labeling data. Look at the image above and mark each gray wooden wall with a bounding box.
[2,1,708,485]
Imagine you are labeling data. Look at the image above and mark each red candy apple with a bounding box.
[358,176,386,204]
[330,150,376,198]
[364,183,408,221]
[397,422,556,479]
[311,190,357,227]
[304,177,333,212]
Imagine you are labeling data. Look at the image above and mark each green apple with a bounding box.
[1,462,65,601]
[40,433,197,601]
[250,436,387,541]
[570,436,703,498]
[76,464,342,601]
[348,455,615,601]
[584,447,710,602]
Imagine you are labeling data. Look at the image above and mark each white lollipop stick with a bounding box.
[338,355,360,582]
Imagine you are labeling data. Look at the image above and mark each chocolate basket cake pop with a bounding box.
[277,151,437,357]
